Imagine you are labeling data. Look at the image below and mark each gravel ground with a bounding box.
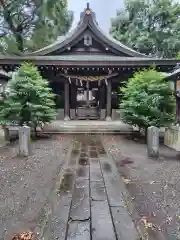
[0,135,72,240]
[102,135,180,240]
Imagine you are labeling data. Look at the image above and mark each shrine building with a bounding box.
[0,3,180,121]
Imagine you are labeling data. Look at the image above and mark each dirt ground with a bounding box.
[0,135,72,240]
[102,135,180,240]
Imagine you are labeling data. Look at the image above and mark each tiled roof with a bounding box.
[27,5,147,58]
[0,55,172,61]
[0,54,178,67]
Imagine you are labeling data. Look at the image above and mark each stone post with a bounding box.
[64,80,70,120]
[106,80,112,121]
[147,126,159,158]
[19,126,31,157]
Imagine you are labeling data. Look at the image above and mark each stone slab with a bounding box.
[51,196,72,240]
[106,183,125,207]
[111,206,138,240]
[67,221,90,240]
[89,161,103,182]
[100,158,125,207]
[91,201,116,240]
[76,165,89,180]
[90,181,107,201]
[70,179,90,220]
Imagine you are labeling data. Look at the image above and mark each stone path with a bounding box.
[38,134,138,240]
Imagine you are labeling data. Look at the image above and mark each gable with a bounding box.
[47,29,129,56]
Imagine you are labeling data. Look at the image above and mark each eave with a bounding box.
[0,55,179,67]
[163,67,180,80]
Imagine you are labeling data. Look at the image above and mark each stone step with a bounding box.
[42,121,133,134]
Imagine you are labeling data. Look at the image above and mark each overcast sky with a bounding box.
[68,0,124,33]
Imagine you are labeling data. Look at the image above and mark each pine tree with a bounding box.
[0,62,57,132]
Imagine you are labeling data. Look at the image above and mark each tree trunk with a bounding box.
[34,124,38,138]
[144,128,148,143]
[15,33,24,52]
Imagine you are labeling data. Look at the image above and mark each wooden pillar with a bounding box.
[99,82,105,109]
[106,79,112,120]
[70,85,77,108]
[64,80,70,120]
[70,85,77,120]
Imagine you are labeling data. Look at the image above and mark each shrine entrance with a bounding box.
[62,73,115,121]
[76,81,100,120]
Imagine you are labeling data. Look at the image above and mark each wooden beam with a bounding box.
[59,72,119,81]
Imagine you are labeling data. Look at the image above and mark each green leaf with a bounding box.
[119,69,175,130]
[0,62,57,126]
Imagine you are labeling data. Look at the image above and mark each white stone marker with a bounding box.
[147,126,159,158]
[19,126,31,156]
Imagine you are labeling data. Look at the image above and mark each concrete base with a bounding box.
[70,109,76,120]
[64,116,70,121]
[100,109,106,120]
[112,109,120,120]
[56,109,64,120]
[106,116,112,121]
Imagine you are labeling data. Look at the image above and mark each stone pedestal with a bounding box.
[105,116,112,121]
[64,116,70,121]
[56,109,64,120]
[164,125,180,151]
[70,109,76,120]
[147,126,159,158]
[100,109,106,120]
[19,126,31,156]
[112,109,120,120]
